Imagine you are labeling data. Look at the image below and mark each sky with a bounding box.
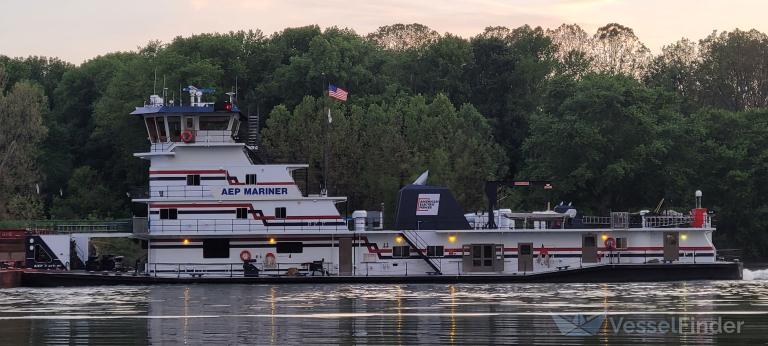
[0,0,766,64]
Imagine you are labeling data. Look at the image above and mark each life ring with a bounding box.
[239,250,252,262]
[263,252,276,268]
[604,237,616,250]
[181,130,195,143]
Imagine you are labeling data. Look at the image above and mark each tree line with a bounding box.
[1,23,768,258]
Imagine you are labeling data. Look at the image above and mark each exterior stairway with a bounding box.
[401,231,442,275]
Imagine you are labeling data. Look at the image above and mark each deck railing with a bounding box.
[149,261,334,277]
[146,218,351,233]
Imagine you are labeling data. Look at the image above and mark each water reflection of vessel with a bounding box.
[22,88,742,284]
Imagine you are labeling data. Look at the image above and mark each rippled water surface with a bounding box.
[1,270,768,345]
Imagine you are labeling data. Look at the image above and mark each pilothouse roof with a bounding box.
[130,105,240,115]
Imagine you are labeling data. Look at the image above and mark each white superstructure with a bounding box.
[130,89,720,278]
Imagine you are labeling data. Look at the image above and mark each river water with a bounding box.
[1,269,767,345]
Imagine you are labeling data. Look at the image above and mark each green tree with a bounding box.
[50,166,120,219]
[0,76,48,218]
[521,74,689,212]
[696,29,768,111]
[467,25,556,176]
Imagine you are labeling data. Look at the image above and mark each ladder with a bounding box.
[401,230,442,275]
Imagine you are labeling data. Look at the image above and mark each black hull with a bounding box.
[20,262,743,287]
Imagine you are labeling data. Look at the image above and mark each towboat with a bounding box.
[21,88,742,284]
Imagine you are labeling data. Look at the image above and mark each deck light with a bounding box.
[680,234,688,241]
[182,239,190,245]
[269,237,276,244]
[601,234,608,241]
[395,236,403,244]
[448,235,457,243]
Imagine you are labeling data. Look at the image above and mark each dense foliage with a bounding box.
[2,23,768,258]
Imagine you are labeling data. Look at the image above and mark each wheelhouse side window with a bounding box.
[275,207,287,219]
[199,115,231,131]
[393,246,411,258]
[246,174,257,185]
[427,245,444,257]
[160,208,178,220]
[186,174,200,186]
[236,207,249,219]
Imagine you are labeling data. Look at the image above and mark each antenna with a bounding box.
[153,68,157,95]
[162,75,167,106]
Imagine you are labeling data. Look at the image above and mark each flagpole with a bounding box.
[321,73,328,196]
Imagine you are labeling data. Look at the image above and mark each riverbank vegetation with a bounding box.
[2,23,768,258]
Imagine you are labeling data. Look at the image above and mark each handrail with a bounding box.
[148,218,349,233]
[149,261,335,277]
[401,230,442,274]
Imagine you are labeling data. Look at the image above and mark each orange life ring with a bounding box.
[604,237,616,249]
[181,130,195,143]
[263,252,276,267]
[239,250,252,262]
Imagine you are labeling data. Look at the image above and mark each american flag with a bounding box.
[328,84,348,101]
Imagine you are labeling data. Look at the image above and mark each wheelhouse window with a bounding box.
[199,115,231,131]
[276,242,303,253]
[427,245,444,257]
[159,208,178,220]
[145,117,159,143]
[203,239,230,258]
[275,207,287,219]
[184,116,195,130]
[393,246,411,258]
[246,174,257,185]
[156,116,167,142]
[236,207,249,219]
[186,174,200,186]
[167,116,181,142]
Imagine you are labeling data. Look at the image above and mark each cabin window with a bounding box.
[584,235,596,247]
[203,239,230,258]
[246,174,257,185]
[236,207,249,219]
[160,208,178,220]
[167,116,182,142]
[199,115,230,131]
[427,245,444,257]
[186,174,200,186]
[393,246,411,258]
[469,244,496,267]
[145,117,159,142]
[156,116,168,141]
[275,207,287,219]
[616,237,628,249]
[276,242,303,253]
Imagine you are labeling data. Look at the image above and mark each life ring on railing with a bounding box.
[180,130,195,143]
[263,252,276,268]
[604,237,616,250]
[239,250,252,262]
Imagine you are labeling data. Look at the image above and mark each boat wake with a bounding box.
[743,268,768,280]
